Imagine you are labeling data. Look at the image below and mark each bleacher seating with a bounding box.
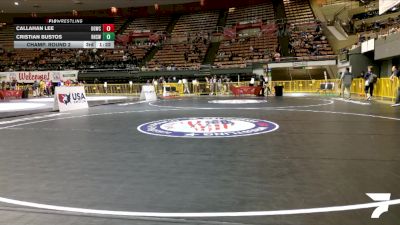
[114,16,126,33]
[124,16,170,34]
[147,43,207,70]
[226,2,275,26]
[213,1,277,68]
[283,0,315,24]
[354,15,400,34]
[120,16,171,63]
[147,11,218,70]
[0,2,338,72]
[215,33,277,68]
[172,11,218,38]
[290,23,334,57]
[280,0,335,59]
[0,25,14,50]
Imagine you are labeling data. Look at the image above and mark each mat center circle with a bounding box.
[137,117,279,138]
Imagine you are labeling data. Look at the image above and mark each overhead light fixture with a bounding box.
[14,2,19,6]
[111,6,117,14]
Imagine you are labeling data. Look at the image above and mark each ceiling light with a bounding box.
[111,6,117,14]
[14,2,19,6]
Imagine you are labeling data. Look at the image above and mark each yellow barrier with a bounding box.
[84,84,142,96]
[350,77,399,101]
[81,78,399,101]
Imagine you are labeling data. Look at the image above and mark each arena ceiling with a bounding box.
[0,0,200,13]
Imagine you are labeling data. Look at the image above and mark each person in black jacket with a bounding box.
[364,66,377,100]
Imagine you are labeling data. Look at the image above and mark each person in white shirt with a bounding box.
[183,78,190,94]
[249,76,255,86]
[192,79,198,94]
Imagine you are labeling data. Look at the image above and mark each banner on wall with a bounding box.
[0,70,78,83]
[379,0,400,15]
[53,86,88,112]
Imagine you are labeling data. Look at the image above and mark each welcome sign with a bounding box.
[0,70,78,83]
[53,86,88,112]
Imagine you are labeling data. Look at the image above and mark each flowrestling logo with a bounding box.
[137,117,279,138]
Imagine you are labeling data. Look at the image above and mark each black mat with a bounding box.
[0,96,399,225]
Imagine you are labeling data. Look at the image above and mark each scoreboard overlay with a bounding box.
[13,18,115,49]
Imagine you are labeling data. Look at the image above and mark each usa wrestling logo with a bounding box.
[58,93,71,105]
[137,117,279,138]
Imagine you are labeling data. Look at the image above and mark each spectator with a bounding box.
[390,66,400,107]
[349,19,355,34]
[32,80,39,97]
[340,68,353,100]
[39,80,46,97]
[10,79,17,90]
[46,80,53,96]
[249,76,255,86]
[364,66,378,101]
[1,81,6,90]
[273,52,281,62]
[183,78,190,94]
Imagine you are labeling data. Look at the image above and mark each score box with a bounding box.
[102,32,115,41]
[102,24,115,32]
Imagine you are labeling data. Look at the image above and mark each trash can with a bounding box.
[274,86,283,96]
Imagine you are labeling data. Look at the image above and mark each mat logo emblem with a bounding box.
[137,117,279,138]
[187,119,234,132]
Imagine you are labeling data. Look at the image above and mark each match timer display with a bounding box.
[14,18,115,49]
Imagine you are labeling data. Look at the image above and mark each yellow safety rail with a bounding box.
[84,84,142,96]
[270,79,340,93]
[349,77,399,101]
[79,78,399,102]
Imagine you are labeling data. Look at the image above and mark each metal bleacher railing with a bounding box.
[81,77,400,102]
